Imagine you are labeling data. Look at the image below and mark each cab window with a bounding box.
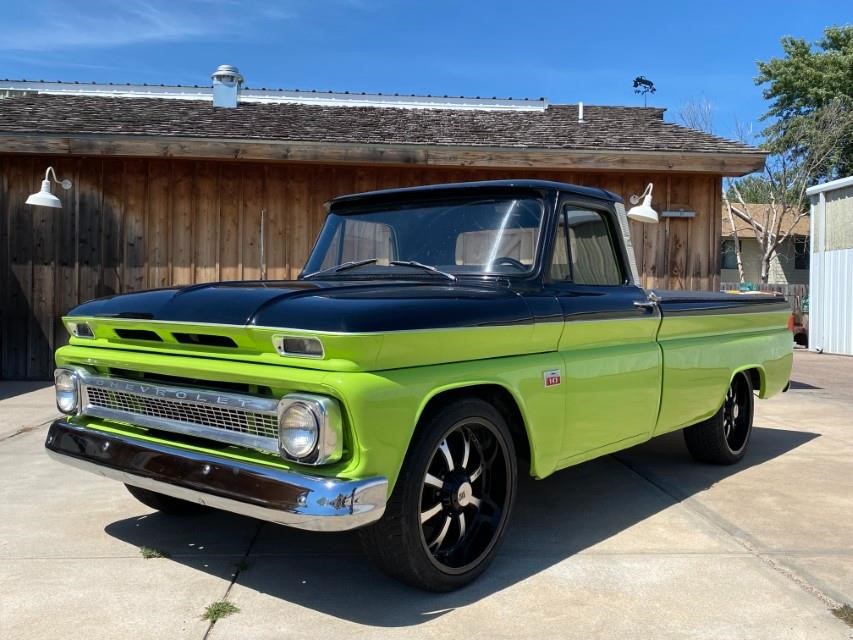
[550,208,623,285]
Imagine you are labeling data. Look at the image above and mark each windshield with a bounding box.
[303,196,544,278]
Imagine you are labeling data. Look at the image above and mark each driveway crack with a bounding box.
[0,417,56,444]
[201,520,264,640]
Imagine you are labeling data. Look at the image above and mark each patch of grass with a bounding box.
[832,604,853,627]
[139,546,170,559]
[202,600,240,623]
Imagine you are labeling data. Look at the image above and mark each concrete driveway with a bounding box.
[1,350,851,639]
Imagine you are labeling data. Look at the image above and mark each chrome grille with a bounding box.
[77,372,282,455]
[85,387,279,439]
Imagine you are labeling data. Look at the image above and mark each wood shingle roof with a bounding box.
[0,94,756,154]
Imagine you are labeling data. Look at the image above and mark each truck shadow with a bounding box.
[788,380,821,390]
[104,424,818,627]
[0,381,52,401]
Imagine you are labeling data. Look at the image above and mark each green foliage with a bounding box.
[726,165,809,211]
[726,175,772,203]
[756,25,853,179]
[139,546,170,559]
[757,25,852,120]
[202,600,240,622]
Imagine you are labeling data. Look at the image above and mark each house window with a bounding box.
[794,237,810,270]
[721,238,739,270]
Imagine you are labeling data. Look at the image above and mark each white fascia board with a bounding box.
[0,80,548,112]
[806,175,853,197]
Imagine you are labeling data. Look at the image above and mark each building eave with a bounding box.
[0,132,767,176]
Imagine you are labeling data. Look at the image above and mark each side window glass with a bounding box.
[566,209,622,285]
[549,214,570,281]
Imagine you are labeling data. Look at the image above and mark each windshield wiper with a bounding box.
[302,259,378,279]
[389,260,457,281]
[303,258,457,282]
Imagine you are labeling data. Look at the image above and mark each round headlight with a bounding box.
[54,369,79,415]
[278,402,319,459]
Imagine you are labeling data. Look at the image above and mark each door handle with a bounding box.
[633,300,658,312]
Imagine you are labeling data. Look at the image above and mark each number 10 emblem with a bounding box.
[543,369,561,387]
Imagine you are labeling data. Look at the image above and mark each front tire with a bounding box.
[683,372,754,465]
[125,484,209,516]
[360,398,517,591]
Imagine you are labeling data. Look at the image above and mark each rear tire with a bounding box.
[360,398,517,591]
[125,485,209,516]
[684,372,754,465]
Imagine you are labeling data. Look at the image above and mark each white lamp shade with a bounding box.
[626,194,659,224]
[25,180,62,208]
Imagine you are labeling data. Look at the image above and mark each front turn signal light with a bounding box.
[272,335,324,359]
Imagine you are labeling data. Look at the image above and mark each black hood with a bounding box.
[68,279,535,332]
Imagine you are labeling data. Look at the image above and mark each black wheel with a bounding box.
[683,372,754,465]
[360,398,517,591]
[125,484,209,516]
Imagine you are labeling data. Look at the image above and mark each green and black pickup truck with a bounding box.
[46,180,792,591]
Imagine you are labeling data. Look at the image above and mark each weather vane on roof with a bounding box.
[633,76,656,107]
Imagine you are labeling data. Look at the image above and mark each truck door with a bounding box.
[546,203,662,465]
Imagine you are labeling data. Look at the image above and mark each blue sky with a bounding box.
[1,0,850,141]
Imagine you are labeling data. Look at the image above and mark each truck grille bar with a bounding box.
[76,370,282,455]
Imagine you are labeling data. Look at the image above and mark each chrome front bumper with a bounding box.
[45,420,387,532]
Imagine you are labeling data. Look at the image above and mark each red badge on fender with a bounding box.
[543,369,561,387]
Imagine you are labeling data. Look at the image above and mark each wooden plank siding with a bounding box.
[0,154,722,379]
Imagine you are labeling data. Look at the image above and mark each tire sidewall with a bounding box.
[717,372,755,462]
[398,399,518,590]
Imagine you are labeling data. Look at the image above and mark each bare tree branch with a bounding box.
[722,188,746,283]
[728,203,764,233]
[732,118,753,145]
[678,98,714,134]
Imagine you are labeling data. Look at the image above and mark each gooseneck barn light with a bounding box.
[627,183,659,224]
[25,166,73,209]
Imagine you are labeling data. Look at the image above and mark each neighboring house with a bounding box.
[807,176,853,355]
[0,65,765,378]
[720,204,810,285]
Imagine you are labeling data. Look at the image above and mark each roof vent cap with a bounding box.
[211,64,244,108]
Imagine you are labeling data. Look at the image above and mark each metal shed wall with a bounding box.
[808,177,853,355]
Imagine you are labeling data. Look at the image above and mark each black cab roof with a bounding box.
[328,179,623,209]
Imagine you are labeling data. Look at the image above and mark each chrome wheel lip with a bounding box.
[417,417,512,576]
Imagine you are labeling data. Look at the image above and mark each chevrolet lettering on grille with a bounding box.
[87,377,269,410]
[78,371,282,455]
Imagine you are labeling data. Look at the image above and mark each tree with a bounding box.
[722,26,853,284]
[678,97,714,133]
[724,175,770,204]
[756,25,853,179]
[725,99,850,283]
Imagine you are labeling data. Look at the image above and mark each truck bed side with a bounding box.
[651,290,793,435]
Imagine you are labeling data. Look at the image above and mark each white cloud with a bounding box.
[0,0,384,52]
[1,0,257,51]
